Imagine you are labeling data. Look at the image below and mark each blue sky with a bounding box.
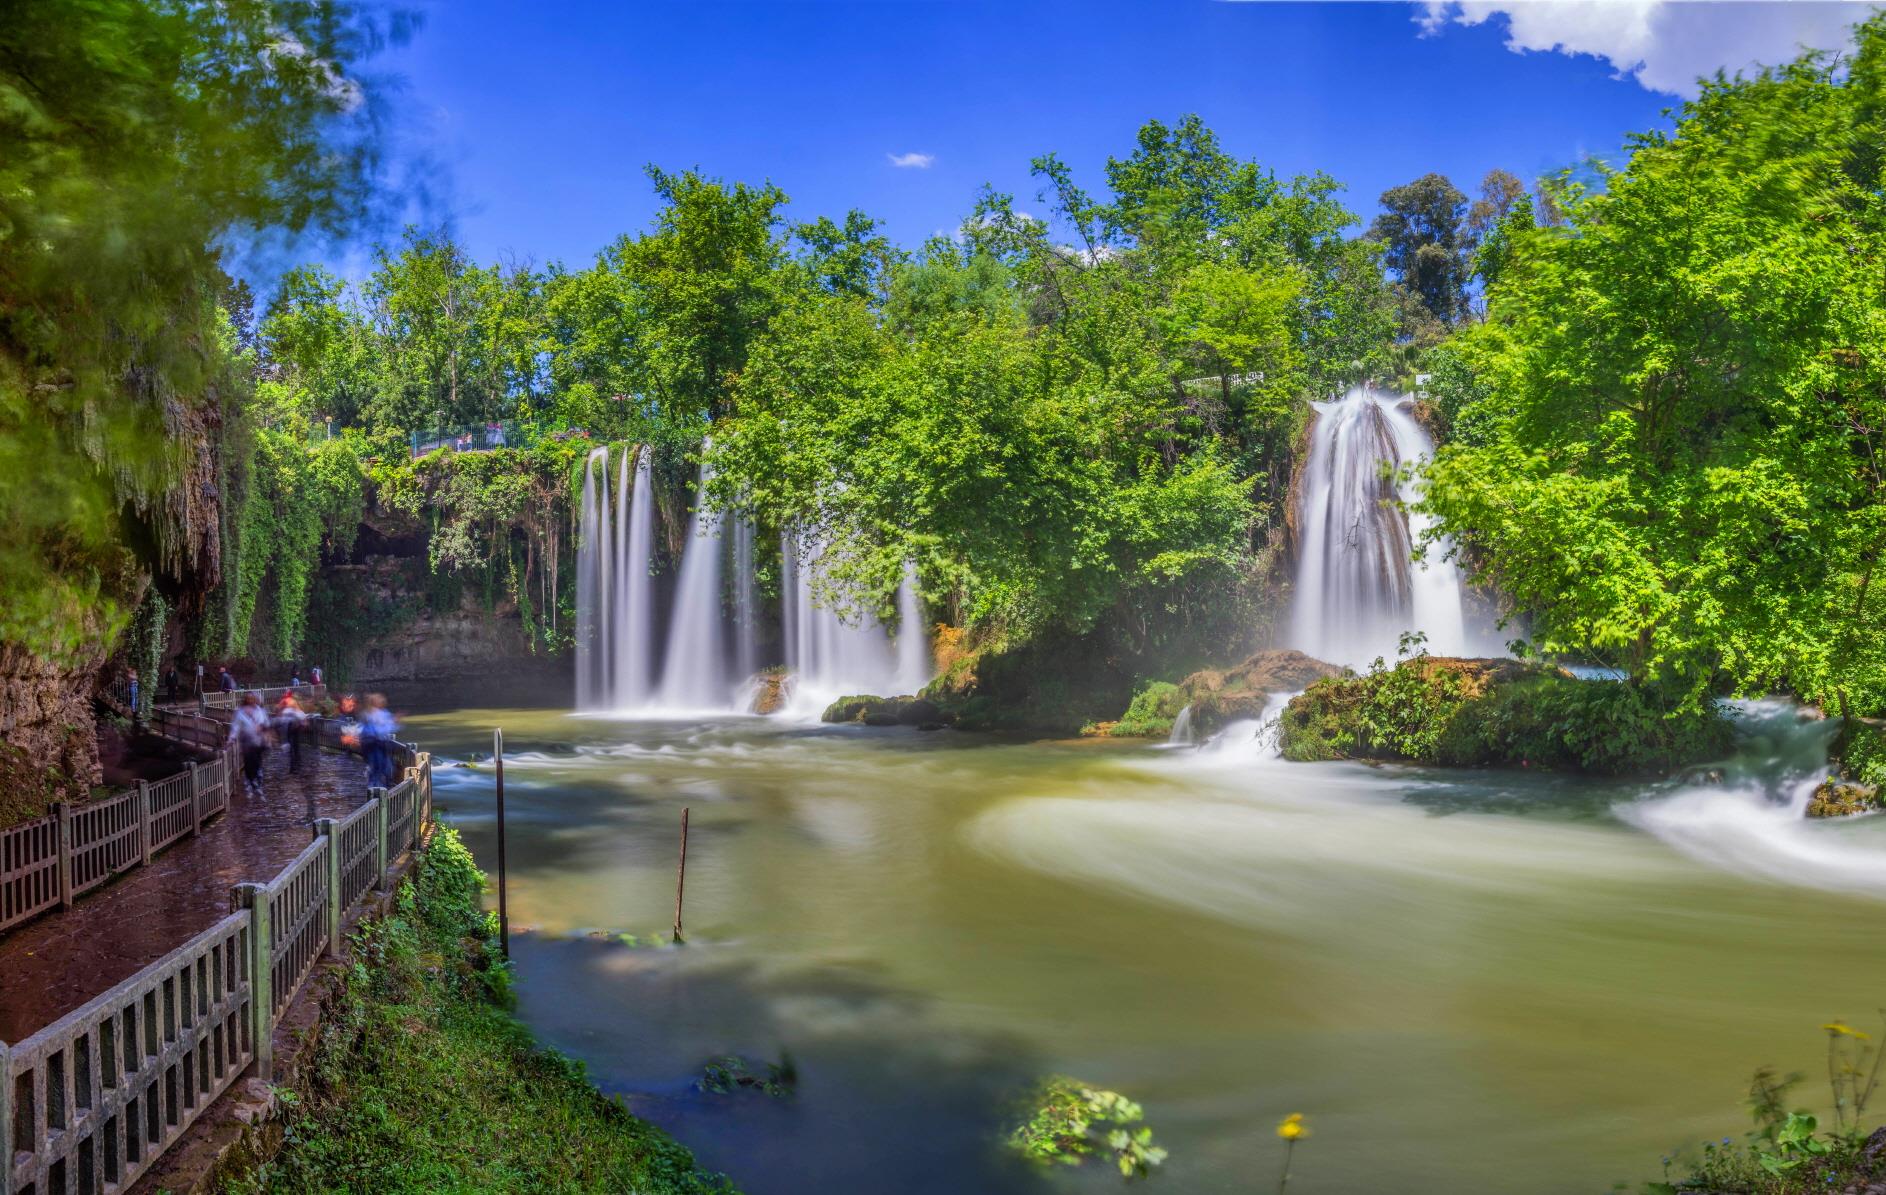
[326,1,1863,274]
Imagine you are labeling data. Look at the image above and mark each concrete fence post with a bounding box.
[0,1039,12,1195]
[233,882,273,1081]
[315,817,341,959]
[137,779,152,866]
[370,789,389,890]
[53,801,72,910]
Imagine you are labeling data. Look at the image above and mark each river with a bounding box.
[398,696,1886,1193]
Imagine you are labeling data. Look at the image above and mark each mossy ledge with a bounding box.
[225,828,736,1195]
[1277,655,1733,775]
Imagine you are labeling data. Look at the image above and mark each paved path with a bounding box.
[0,745,372,1043]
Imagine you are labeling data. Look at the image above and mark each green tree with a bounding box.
[0,0,396,661]
[1421,20,1886,714]
[1370,172,1471,333]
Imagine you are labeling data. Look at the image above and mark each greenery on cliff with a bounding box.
[233,829,734,1195]
[0,0,396,662]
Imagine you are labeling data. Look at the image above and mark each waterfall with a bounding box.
[574,445,659,711]
[1167,704,1196,747]
[657,450,732,710]
[894,560,931,697]
[781,530,929,714]
[732,514,759,684]
[1290,387,1468,669]
[575,447,608,708]
[619,449,658,706]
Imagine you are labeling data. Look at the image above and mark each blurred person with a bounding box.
[228,692,270,797]
[274,692,309,774]
[359,693,398,790]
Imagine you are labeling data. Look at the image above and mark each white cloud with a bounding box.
[887,151,936,169]
[1415,1,1871,96]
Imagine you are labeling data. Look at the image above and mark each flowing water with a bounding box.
[403,696,1886,1194]
[1292,387,1476,668]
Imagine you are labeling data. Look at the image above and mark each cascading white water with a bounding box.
[575,447,609,709]
[894,560,931,697]
[657,450,732,710]
[781,530,931,715]
[1291,386,1468,668]
[619,450,658,706]
[732,515,759,685]
[575,445,658,711]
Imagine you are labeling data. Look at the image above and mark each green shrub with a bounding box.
[232,828,733,1194]
[1279,657,1731,776]
[1110,681,1186,738]
[1835,721,1886,790]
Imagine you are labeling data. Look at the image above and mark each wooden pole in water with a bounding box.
[494,727,510,959]
[673,806,690,944]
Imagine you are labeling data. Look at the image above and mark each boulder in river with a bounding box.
[822,695,949,727]
[1807,777,1881,818]
[1175,649,1345,737]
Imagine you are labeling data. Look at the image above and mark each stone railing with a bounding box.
[0,732,239,936]
[0,731,435,1195]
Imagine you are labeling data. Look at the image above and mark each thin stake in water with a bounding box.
[673,806,689,943]
[495,727,510,959]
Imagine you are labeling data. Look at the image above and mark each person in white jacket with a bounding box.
[228,693,271,797]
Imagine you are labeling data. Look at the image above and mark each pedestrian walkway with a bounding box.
[0,744,371,1042]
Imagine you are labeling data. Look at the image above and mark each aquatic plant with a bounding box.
[1008,1076,1168,1179]
[696,1054,797,1098]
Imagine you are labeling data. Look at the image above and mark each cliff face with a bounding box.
[339,554,540,683]
[0,642,104,823]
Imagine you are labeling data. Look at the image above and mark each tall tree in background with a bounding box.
[1370,172,1471,340]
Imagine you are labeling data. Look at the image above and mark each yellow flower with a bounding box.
[1277,1113,1309,1141]
[1823,1021,1872,1040]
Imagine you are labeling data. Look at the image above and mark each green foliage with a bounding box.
[227,429,367,660]
[235,828,734,1194]
[1421,20,1886,717]
[0,0,395,663]
[1278,655,1731,775]
[1110,681,1186,738]
[126,585,168,717]
[1834,721,1886,791]
[1008,1076,1168,1180]
[1371,172,1472,332]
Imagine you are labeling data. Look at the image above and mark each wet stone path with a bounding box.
[0,745,372,1043]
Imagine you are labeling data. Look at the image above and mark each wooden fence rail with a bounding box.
[0,731,240,937]
[0,724,436,1195]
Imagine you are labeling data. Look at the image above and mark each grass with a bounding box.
[228,828,735,1195]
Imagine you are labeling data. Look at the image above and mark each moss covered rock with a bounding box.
[1813,720,1886,817]
[1089,650,1345,740]
[1807,777,1881,818]
[1279,655,1733,775]
[1175,649,1344,737]
[821,694,948,727]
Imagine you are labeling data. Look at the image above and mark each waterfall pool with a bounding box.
[400,698,1886,1194]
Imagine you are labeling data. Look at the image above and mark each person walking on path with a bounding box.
[126,668,140,727]
[164,664,180,703]
[228,692,271,797]
[274,692,309,775]
[219,666,238,693]
[359,693,398,790]
[310,664,323,687]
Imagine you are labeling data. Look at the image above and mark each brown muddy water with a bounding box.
[400,698,1886,1194]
